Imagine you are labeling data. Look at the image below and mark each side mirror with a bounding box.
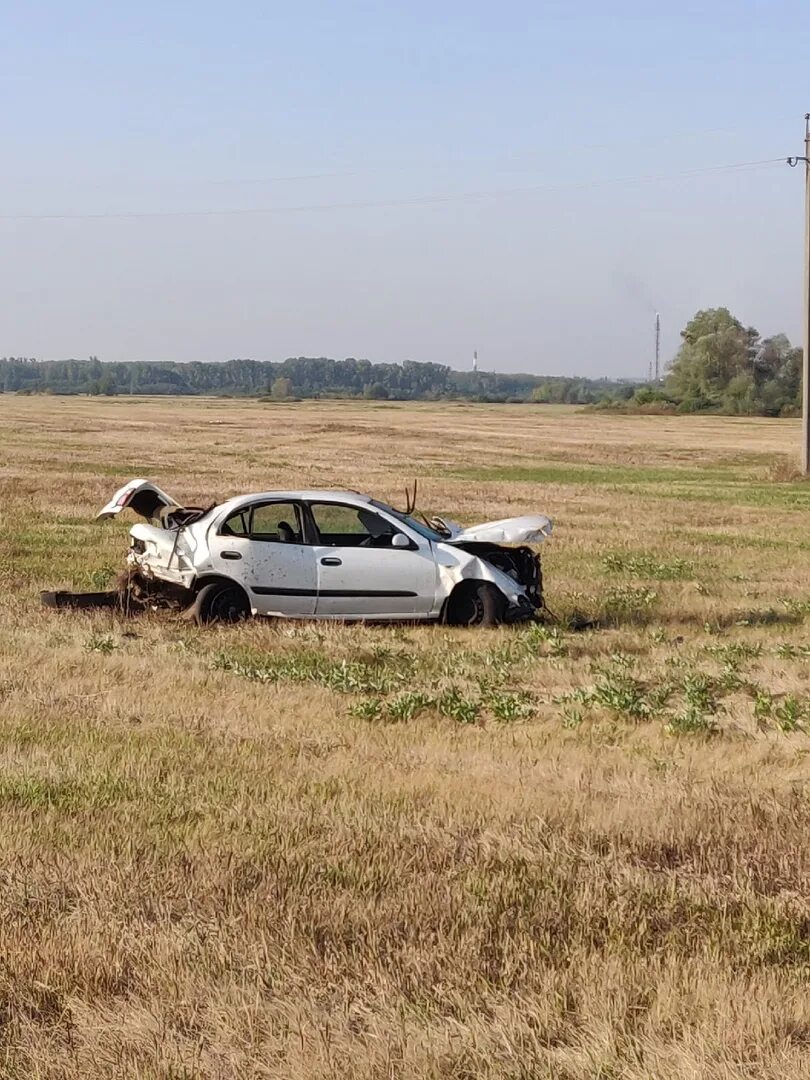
[391,533,410,549]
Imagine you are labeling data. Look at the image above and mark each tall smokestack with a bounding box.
[654,313,661,382]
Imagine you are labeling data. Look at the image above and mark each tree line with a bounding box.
[621,308,802,416]
[0,354,633,405]
[2,309,801,414]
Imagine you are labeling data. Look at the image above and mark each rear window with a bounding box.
[221,502,303,542]
[221,509,250,537]
[250,503,302,542]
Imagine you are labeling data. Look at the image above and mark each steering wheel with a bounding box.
[359,533,391,548]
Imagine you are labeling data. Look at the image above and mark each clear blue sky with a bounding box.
[2,0,808,377]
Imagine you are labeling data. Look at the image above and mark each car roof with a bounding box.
[214,489,375,515]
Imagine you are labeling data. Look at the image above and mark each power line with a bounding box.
[0,156,787,222]
[2,126,740,191]
[160,125,746,187]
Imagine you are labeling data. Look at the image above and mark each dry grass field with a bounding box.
[3,395,810,1078]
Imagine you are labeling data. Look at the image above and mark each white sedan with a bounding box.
[91,480,552,626]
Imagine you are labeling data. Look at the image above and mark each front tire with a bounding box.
[445,581,505,627]
[189,581,251,625]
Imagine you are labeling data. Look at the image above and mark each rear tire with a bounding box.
[189,581,251,625]
[445,581,505,627]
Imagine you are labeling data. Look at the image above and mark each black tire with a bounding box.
[445,581,505,628]
[189,581,251,625]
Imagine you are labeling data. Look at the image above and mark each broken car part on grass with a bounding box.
[43,479,553,627]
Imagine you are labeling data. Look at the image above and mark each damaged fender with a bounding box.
[435,545,539,621]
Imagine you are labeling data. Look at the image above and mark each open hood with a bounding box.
[96,479,179,521]
[437,514,552,545]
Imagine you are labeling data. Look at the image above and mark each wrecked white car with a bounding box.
[46,480,552,626]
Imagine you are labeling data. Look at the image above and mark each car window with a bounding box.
[221,509,250,537]
[309,502,397,547]
[369,498,442,542]
[251,502,303,542]
[221,502,303,542]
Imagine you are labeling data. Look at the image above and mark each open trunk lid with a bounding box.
[96,479,179,522]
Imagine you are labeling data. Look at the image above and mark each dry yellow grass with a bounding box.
[2,395,810,1078]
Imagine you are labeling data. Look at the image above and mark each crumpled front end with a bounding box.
[478,544,545,622]
[487,544,544,621]
[435,541,546,623]
[431,511,550,621]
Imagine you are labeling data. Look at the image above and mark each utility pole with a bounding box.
[655,312,661,382]
[804,117,810,474]
[788,114,810,473]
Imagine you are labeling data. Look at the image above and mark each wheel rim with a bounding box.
[209,587,248,622]
[453,591,485,626]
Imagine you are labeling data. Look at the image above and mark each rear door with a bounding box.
[306,501,437,619]
[208,501,318,616]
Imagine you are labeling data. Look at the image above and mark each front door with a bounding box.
[209,500,318,616]
[307,501,437,618]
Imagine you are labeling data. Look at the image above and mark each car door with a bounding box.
[208,501,318,616]
[306,501,438,619]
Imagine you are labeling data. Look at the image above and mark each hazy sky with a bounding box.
[2,1,808,377]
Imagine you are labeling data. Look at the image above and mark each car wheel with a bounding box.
[445,581,505,627]
[192,581,251,625]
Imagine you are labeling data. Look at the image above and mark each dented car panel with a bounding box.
[95,482,551,625]
[129,523,197,587]
[435,548,533,615]
[440,514,553,545]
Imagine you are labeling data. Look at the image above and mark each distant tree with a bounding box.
[721,372,757,415]
[664,308,801,416]
[632,386,671,407]
[363,381,389,400]
[88,355,103,382]
[756,334,802,416]
[98,371,116,396]
[270,376,293,400]
[666,308,758,408]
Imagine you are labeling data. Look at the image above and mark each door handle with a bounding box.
[221,551,242,560]
[320,556,342,566]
